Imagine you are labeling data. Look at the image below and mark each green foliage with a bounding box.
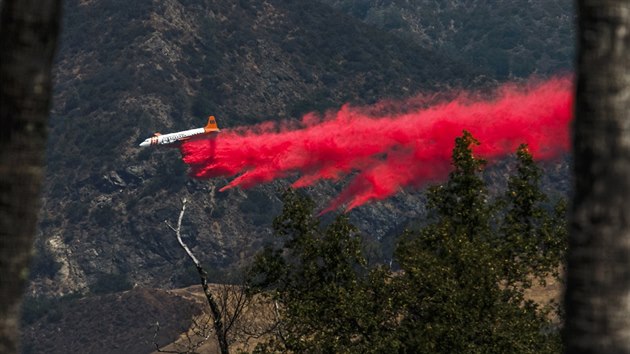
[427,131,490,238]
[497,144,568,287]
[394,135,563,353]
[248,190,399,353]
[248,133,566,353]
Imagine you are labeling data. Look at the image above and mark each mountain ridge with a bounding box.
[31,0,571,298]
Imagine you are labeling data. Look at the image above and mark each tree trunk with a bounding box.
[166,199,230,354]
[0,1,61,353]
[565,1,630,352]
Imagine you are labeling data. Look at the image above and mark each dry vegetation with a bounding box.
[154,284,277,354]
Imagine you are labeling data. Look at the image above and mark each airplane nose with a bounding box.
[139,140,150,147]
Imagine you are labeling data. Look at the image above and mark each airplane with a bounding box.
[139,116,220,147]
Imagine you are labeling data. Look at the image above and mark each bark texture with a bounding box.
[566,1,630,353]
[0,1,61,353]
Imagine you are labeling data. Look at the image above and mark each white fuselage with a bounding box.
[139,127,206,147]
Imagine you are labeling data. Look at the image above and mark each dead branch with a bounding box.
[157,198,275,353]
[164,198,229,354]
[153,317,212,354]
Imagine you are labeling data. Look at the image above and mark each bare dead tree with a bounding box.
[154,198,281,353]
[565,0,630,352]
[162,198,230,354]
[0,1,61,353]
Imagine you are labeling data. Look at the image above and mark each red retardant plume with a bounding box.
[181,76,573,212]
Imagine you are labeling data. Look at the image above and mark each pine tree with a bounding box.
[427,131,490,238]
[248,190,398,353]
[395,132,561,353]
[498,144,567,288]
[247,133,566,353]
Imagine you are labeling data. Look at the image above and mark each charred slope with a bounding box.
[320,0,574,79]
[34,0,485,295]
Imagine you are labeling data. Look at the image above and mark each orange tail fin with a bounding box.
[204,116,220,133]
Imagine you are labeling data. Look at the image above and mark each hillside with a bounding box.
[21,280,563,354]
[17,2,577,352]
[321,0,574,78]
[32,0,495,297]
[21,287,202,354]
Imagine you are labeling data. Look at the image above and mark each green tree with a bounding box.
[248,190,399,353]
[498,144,567,289]
[426,131,490,239]
[394,133,562,353]
[248,133,566,353]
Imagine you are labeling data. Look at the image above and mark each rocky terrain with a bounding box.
[322,0,574,79]
[28,0,573,299]
[18,1,575,352]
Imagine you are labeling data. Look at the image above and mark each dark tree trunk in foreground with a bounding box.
[0,1,61,353]
[565,1,630,352]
